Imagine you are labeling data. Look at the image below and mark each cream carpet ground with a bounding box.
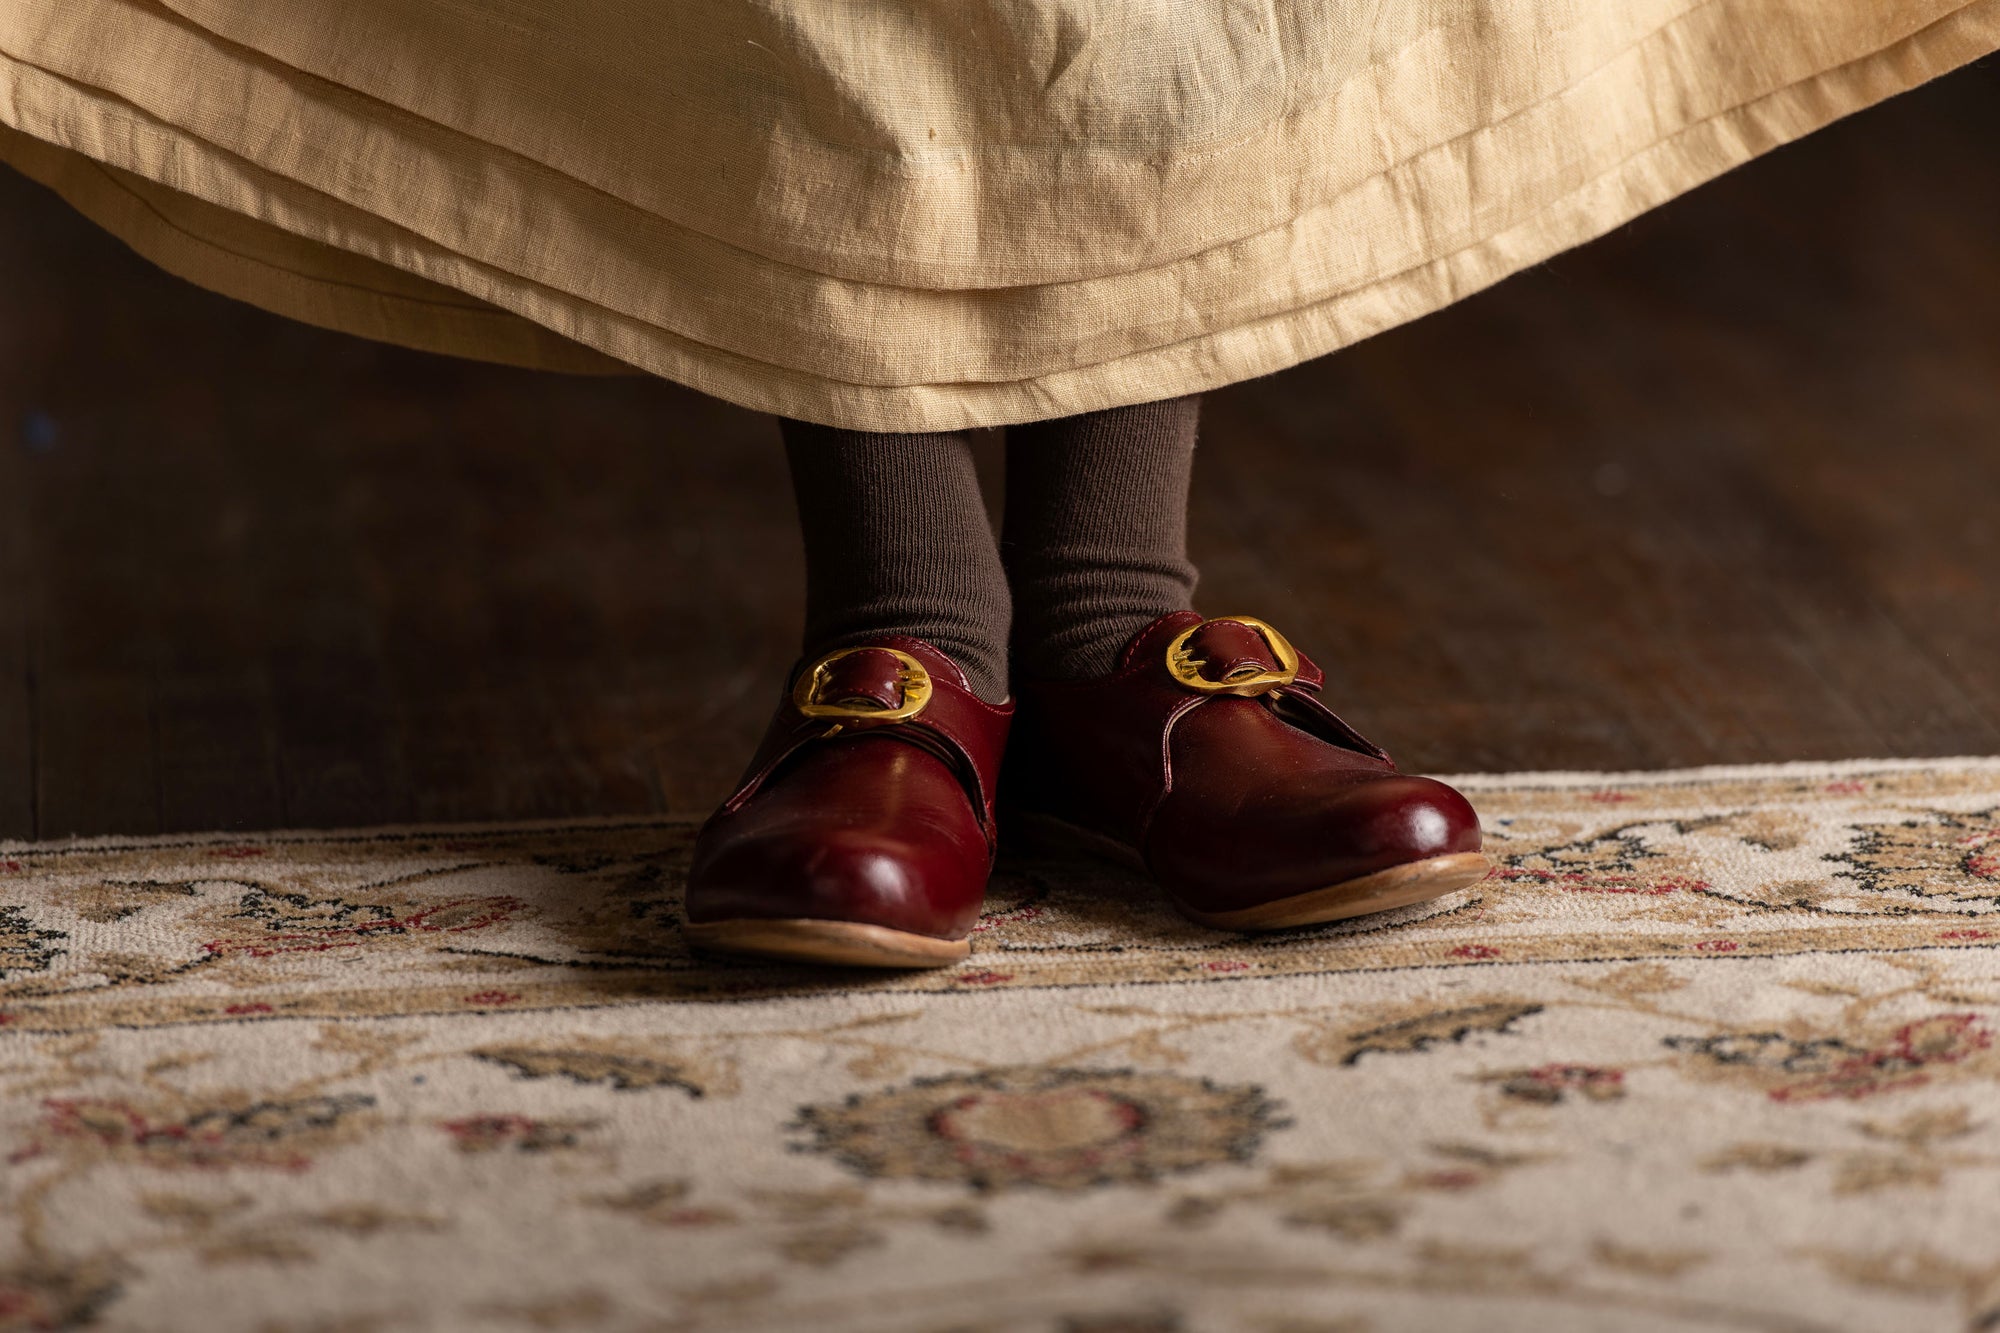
[4,758,2000,1333]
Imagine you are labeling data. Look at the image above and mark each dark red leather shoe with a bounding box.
[1005,612,1488,930]
[683,637,1011,968]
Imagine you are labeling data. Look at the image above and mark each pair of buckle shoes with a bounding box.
[682,613,1490,968]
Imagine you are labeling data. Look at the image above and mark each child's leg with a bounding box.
[1001,395,1489,929]
[684,419,1013,968]
[1001,395,1201,682]
[780,419,1009,703]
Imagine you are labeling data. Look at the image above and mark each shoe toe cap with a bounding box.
[1152,773,1483,911]
[687,820,985,940]
[1334,775,1483,863]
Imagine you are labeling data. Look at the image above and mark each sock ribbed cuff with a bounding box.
[1001,395,1201,680]
[780,419,1012,703]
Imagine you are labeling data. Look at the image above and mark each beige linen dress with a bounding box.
[3,1,1994,430]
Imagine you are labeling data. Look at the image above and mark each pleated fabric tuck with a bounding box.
[3,1,1994,429]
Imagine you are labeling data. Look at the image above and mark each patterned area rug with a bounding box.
[5,758,2000,1332]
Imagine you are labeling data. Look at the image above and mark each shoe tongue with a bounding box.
[1120,614,1287,685]
[1180,620,1281,683]
[818,648,910,710]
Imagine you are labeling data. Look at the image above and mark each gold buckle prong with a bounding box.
[1165,616,1300,696]
[792,647,934,721]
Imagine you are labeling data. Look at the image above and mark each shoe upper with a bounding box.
[685,637,1013,941]
[1006,612,1481,915]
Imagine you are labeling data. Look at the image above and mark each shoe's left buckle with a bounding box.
[792,647,934,721]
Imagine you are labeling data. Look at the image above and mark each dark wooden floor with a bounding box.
[4,64,1999,841]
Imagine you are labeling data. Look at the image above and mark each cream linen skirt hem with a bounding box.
[3,1,1996,431]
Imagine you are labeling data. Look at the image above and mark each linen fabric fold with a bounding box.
[3,0,1994,430]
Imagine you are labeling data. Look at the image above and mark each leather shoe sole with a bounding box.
[684,918,972,968]
[1180,851,1491,929]
[1009,808,1490,930]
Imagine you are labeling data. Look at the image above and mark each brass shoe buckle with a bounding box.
[1165,616,1300,696]
[792,647,934,721]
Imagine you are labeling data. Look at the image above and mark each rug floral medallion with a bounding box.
[3,758,1999,1331]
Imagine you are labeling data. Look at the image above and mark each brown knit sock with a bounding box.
[780,418,1012,703]
[1001,395,1201,680]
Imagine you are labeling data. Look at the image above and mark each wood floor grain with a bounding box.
[2,65,1996,839]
